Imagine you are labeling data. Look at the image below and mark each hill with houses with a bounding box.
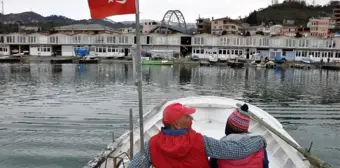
[244,0,334,26]
[0,0,336,34]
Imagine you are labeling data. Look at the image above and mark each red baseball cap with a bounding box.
[163,103,196,124]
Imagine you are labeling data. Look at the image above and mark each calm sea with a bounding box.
[0,63,339,168]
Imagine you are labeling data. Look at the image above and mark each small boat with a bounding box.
[301,56,314,64]
[208,55,218,63]
[84,96,323,168]
[12,53,25,57]
[256,63,266,68]
[190,55,200,61]
[227,60,244,68]
[141,59,173,65]
[252,53,263,64]
[274,55,285,64]
[218,55,228,62]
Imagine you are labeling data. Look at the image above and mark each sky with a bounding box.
[2,0,331,22]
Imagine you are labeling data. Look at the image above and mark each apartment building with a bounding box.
[196,17,211,34]
[309,17,335,38]
[211,17,244,35]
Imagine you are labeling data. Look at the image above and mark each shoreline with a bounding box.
[0,56,339,70]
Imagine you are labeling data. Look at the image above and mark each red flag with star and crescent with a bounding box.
[88,0,136,19]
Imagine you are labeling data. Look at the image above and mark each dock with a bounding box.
[0,57,21,63]
[321,64,340,70]
[50,59,74,64]
[290,64,313,69]
[78,59,99,64]
[227,61,244,68]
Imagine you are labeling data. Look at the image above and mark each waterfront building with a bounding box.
[0,30,339,62]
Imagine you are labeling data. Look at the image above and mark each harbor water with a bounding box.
[0,63,339,168]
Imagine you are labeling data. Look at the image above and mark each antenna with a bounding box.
[1,0,4,15]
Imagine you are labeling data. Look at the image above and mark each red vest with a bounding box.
[149,129,210,168]
[217,148,265,168]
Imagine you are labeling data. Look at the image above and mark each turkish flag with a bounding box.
[88,0,136,19]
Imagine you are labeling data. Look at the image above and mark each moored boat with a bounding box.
[301,56,314,64]
[141,59,173,65]
[208,55,218,63]
[83,96,330,168]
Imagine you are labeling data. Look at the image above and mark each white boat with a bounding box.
[12,53,25,57]
[84,96,316,168]
[253,53,263,62]
[256,63,266,68]
[208,55,218,63]
[301,56,314,64]
[218,55,228,62]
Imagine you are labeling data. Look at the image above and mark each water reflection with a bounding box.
[179,65,192,84]
[0,63,339,168]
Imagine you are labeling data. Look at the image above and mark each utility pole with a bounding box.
[1,1,4,15]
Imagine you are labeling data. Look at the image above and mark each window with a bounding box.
[73,36,81,43]
[17,36,26,43]
[220,38,226,45]
[37,46,51,52]
[107,36,116,43]
[95,36,104,44]
[335,52,340,58]
[28,36,37,43]
[118,36,128,44]
[193,37,204,45]
[49,36,59,44]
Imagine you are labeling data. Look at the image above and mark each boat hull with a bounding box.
[84,96,311,168]
[141,60,173,65]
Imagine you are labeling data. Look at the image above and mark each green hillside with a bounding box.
[246,0,333,26]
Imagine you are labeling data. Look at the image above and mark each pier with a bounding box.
[321,64,340,70]
[1,56,340,71]
[0,57,21,63]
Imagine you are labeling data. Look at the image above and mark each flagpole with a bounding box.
[134,0,145,167]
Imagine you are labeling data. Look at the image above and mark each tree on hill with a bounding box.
[245,0,333,26]
[246,10,258,25]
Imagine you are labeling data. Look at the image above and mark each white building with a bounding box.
[142,21,159,34]
[191,33,340,62]
[0,32,339,62]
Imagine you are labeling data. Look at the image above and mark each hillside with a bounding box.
[0,12,138,33]
[245,0,334,26]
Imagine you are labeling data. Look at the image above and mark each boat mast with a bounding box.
[134,0,145,167]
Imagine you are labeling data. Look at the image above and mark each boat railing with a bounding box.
[84,100,169,168]
[106,152,130,168]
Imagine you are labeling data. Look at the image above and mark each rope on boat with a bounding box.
[236,103,332,168]
[104,152,130,168]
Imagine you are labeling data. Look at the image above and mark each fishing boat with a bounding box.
[256,63,266,68]
[190,55,200,61]
[208,55,218,63]
[227,60,244,68]
[140,57,173,65]
[301,56,314,64]
[218,55,228,62]
[141,59,173,65]
[253,53,263,64]
[85,2,329,168]
[84,96,331,168]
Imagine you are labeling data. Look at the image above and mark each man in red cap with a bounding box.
[128,103,266,168]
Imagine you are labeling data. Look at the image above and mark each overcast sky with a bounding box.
[3,0,331,22]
